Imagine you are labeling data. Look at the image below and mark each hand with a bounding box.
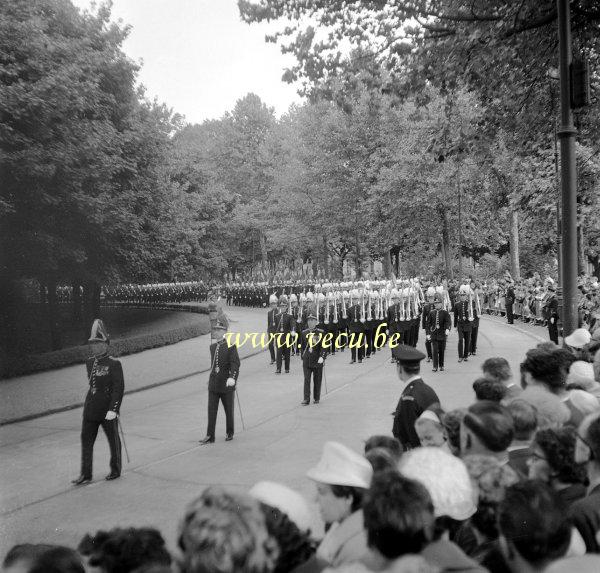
[318,357,324,364]
[105,411,117,421]
[226,378,236,387]
[426,335,431,341]
[550,317,555,324]
[445,329,450,336]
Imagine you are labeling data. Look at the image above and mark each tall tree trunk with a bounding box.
[322,235,330,277]
[510,208,521,280]
[383,249,392,278]
[355,229,362,279]
[259,231,268,277]
[439,207,454,280]
[46,279,62,351]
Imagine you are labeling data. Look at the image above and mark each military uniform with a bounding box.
[301,325,327,404]
[427,304,451,371]
[204,338,240,441]
[545,288,559,343]
[347,303,365,363]
[454,290,477,361]
[391,346,440,451]
[275,302,295,373]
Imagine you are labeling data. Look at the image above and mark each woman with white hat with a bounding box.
[306,442,373,568]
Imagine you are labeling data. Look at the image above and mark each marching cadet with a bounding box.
[391,345,440,451]
[200,320,240,444]
[422,287,436,362]
[72,319,124,485]
[267,294,278,365]
[300,312,327,405]
[427,293,452,372]
[347,289,365,364]
[454,285,477,362]
[275,295,295,374]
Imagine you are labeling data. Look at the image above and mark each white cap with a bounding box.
[426,287,436,297]
[290,293,298,303]
[569,390,600,418]
[269,294,278,304]
[564,328,592,349]
[399,447,477,521]
[249,481,313,534]
[306,292,314,302]
[307,441,372,489]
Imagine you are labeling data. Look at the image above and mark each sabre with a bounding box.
[117,416,130,463]
[323,365,329,395]
[235,389,246,430]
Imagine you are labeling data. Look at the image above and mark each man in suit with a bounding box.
[267,294,278,365]
[505,280,516,325]
[454,285,476,363]
[300,312,327,405]
[72,319,124,485]
[427,293,452,372]
[392,345,440,451]
[275,295,295,374]
[200,321,240,444]
[545,284,559,344]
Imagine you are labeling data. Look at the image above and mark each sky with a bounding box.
[71,0,303,124]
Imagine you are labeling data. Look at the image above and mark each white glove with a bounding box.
[445,329,450,336]
[426,335,431,341]
[105,411,117,421]
[318,357,324,364]
[226,377,236,387]
[550,318,555,324]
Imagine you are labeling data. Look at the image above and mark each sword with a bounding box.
[117,416,130,463]
[323,365,328,395]
[235,389,246,430]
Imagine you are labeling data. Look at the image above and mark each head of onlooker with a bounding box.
[575,413,600,481]
[528,428,587,501]
[399,447,476,542]
[306,441,372,527]
[461,401,514,461]
[364,435,402,462]
[392,345,425,383]
[365,447,398,474]
[2,544,54,573]
[507,400,537,444]
[178,486,278,573]
[463,455,520,544]
[482,357,512,386]
[79,528,171,573]
[498,481,572,573]
[249,481,315,573]
[414,408,448,450]
[442,408,467,456]
[361,470,435,570]
[520,347,565,394]
[10,546,86,573]
[473,377,507,403]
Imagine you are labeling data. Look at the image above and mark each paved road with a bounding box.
[0,310,545,557]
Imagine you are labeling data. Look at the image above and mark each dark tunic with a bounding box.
[392,377,440,450]
[83,355,124,422]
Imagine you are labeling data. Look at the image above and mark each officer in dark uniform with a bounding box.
[200,320,240,444]
[267,294,278,364]
[72,319,124,485]
[275,295,295,374]
[427,294,452,372]
[505,281,515,325]
[454,286,475,362]
[391,345,440,451]
[300,312,327,405]
[347,292,365,364]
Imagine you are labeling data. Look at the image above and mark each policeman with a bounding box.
[72,319,124,485]
[454,285,475,362]
[422,287,436,362]
[300,312,327,405]
[426,293,452,372]
[545,283,559,343]
[275,295,295,374]
[391,345,440,451]
[200,320,240,444]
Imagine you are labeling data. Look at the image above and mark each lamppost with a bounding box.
[556,0,579,337]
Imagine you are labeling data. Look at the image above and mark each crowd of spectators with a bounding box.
[5,322,600,573]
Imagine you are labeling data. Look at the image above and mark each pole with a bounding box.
[556,0,579,337]
[457,164,463,281]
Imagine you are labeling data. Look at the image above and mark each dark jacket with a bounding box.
[301,328,328,368]
[569,484,600,552]
[454,300,477,330]
[267,308,278,333]
[427,308,452,340]
[83,355,124,422]
[347,304,365,333]
[275,311,296,334]
[208,340,240,393]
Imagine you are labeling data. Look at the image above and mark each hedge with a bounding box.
[1,304,210,379]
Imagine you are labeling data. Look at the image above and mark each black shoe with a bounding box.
[270,360,275,365]
[440,366,445,371]
[458,358,463,362]
[351,360,356,364]
[225,434,233,441]
[314,399,320,404]
[432,368,438,372]
[463,357,468,362]
[275,370,281,374]
[358,359,362,363]
[285,370,289,374]
[199,436,215,444]
[472,351,477,356]
[301,400,309,406]
[71,475,92,486]
[105,472,120,481]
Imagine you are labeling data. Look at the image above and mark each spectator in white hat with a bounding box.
[398,448,484,573]
[565,328,592,361]
[306,442,372,568]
